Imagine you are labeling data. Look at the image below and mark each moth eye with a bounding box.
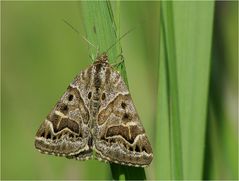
[121,102,126,109]
[68,94,73,101]
[88,92,92,99]
[101,92,106,100]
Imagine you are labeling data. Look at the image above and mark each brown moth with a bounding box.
[35,53,153,167]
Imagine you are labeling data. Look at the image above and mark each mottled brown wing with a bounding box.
[35,68,93,160]
[93,67,153,167]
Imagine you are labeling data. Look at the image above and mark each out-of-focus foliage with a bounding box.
[1,1,237,180]
[204,2,238,180]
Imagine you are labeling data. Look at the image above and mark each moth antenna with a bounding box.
[106,27,135,53]
[62,19,98,51]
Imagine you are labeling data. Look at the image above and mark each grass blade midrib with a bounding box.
[161,1,184,179]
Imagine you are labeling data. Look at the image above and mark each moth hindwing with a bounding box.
[35,53,153,167]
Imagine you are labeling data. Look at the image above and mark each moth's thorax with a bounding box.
[94,52,109,64]
[92,61,110,89]
[90,61,109,117]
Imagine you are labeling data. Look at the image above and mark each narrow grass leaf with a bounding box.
[160,1,184,180]
[155,29,171,179]
[156,1,214,180]
[173,1,214,179]
[81,1,146,180]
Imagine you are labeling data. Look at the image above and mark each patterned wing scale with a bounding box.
[35,69,93,160]
[94,66,153,167]
[35,53,153,167]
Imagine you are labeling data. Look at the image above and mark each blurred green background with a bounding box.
[1,1,237,180]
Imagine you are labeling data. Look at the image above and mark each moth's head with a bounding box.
[95,52,108,63]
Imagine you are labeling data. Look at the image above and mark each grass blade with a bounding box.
[155,28,171,179]
[81,1,146,180]
[160,1,184,179]
[156,1,214,180]
[204,2,238,179]
[173,2,214,179]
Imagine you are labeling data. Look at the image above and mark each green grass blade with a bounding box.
[81,1,117,61]
[81,1,146,180]
[173,2,214,179]
[156,1,214,180]
[155,28,171,179]
[204,3,238,179]
[160,1,184,179]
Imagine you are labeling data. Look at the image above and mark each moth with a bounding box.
[35,53,153,167]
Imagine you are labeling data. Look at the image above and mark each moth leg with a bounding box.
[111,54,125,69]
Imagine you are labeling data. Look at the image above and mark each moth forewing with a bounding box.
[35,53,153,167]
